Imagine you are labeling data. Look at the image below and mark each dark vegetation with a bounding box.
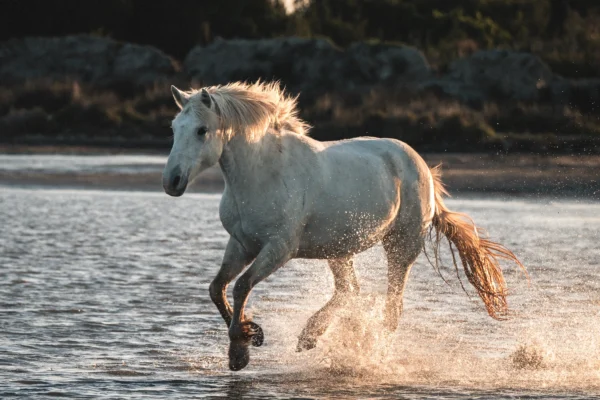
[2,0,598,77]
[1,0,599,153]
[2,79,598,153]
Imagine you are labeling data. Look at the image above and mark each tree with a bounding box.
[546,0,570,37]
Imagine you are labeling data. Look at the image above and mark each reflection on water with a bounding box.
[1,186,600,398]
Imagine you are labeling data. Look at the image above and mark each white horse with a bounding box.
[162,81,525,371]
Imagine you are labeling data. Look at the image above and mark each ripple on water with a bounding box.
[1,187,600,398]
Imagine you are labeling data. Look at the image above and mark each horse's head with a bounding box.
[163,86,223,197]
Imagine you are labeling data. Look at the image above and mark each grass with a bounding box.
[303,89,600,152]
[1,79,599,153]
[0,80,177,142]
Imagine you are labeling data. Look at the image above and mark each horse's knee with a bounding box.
[208,279,224,304]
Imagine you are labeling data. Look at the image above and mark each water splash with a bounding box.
[3,188,600,398]
[255,237,600,394]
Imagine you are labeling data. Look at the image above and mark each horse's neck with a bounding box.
[218,132,281,191]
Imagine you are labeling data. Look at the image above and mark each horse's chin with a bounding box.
[164,185,187,197]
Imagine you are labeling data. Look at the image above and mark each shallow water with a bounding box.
[1,183,600,398]
[0,154,166,175]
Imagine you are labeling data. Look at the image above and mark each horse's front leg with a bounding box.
[228,240,293,371]
[209,237,253,329]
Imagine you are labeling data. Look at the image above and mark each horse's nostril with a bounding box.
[172,175,181,187]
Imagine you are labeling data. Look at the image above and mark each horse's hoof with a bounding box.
[248,321,264,347]
[229,340,250,371]
[296,335,317,352]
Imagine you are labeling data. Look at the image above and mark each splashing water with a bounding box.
[245,197,600,395]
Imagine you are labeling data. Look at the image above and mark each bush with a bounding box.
[0,108,55,137]
[0,78,597,152]
[485,103,600,136]
[304,90,497,150]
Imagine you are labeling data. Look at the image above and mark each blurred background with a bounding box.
[0,0,599,152]
[0,0,599,195]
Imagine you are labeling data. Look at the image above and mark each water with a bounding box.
[1,156,600,398]
[0,154,166,175]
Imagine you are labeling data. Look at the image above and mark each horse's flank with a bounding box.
[184,81,311,142]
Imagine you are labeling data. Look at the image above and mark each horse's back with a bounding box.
[322,137,434,230]
[296,136,434,258]
[319,137,432,197]
[320,137,427,175]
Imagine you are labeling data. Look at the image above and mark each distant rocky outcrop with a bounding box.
[0,35,178,89]
[412,49,600,111]
[422,50,554,105]
[1,35,598,152]
[0,35,597,112]
[185,40,598,111]
[184,37,432,93]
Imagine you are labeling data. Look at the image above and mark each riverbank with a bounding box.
[0,147,598,198]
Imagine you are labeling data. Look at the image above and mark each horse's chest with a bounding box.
[219,194,284,251]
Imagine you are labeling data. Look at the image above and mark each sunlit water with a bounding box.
[1,169,600,398]
[0,154,166,175]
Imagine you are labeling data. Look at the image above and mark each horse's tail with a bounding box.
[429,165,526,320]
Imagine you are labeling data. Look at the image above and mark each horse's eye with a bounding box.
[197,126,208,136]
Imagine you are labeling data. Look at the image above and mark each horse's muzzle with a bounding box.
[163,168,188,197]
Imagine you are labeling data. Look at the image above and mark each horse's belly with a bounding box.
[297,207,395,258]
[297,233,383,259]
[298,177,401,258]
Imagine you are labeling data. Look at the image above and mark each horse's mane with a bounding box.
[186,81,310,142]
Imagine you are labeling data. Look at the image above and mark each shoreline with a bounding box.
[1,146,598,199]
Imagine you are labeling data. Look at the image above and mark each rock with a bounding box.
[3,35,596,113]
[184,37,431,93]
[342,42,432,88]
[111,42,178,86]
[0,35,178,88]
[422,50,554,105]
[184,37,341,91]
[448,50,554,101]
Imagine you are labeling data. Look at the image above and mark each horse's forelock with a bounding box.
[187,81,309,141]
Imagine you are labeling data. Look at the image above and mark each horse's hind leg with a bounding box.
[297,257,359,351]
[382,232,423,331]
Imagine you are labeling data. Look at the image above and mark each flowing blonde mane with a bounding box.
[185,81,310,142]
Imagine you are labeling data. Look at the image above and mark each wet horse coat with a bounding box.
[162,81,525,371]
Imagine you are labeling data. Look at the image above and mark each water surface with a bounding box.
[1,182,600,398]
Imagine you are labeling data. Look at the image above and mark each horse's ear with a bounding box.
[200,88,211,108]
[171,85,189,109]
